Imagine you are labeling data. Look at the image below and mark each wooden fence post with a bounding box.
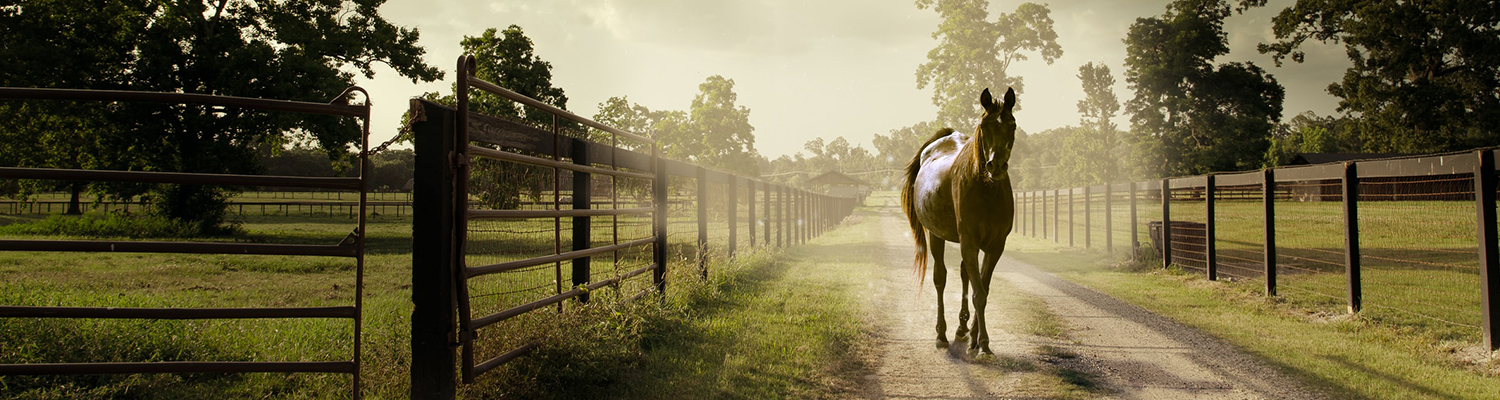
[727,174,737,257]
[764,183,771,246]
[1162,179,1172,268]
[1130,182,1138,260]
[1053,189,1060,243]
[1069,188,1075,247]
[572,139,592,303]
[1206,175,1217,281]
[1106,185,1113,253]
[653,156,668,294]
[410,101,456,400]
[696,166,708,279]
[1084,185,1091,249]
[748,180,756,248]
[1343,162,1361,314]
[777,185,784,247]
[1042,190,1047,239]
[1474,149,1499,351]
[1265,169,1277,297]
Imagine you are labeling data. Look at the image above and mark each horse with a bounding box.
[900,87,1017,353]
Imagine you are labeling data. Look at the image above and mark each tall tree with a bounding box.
[1,0,442,228]
[915,0,1062,130]
[1058,62,1124,185]
[1260,0,1500,153]
[873,121,940,170]
[688,75,760,176]
[460,25,571,128]
[1123,0,1283,177]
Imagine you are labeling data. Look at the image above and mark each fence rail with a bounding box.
[407,55,856,399]
[1013,148,1500,352]
[0,86,373,398]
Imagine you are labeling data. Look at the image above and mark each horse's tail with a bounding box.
[902,127,956,287]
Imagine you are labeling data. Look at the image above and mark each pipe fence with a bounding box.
[408,55,857,399]
[1014,149,1500,352]
[0,87,373,398]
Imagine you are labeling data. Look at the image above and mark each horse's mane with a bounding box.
[901,127,957,286]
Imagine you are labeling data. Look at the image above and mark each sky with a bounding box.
[360,0,1350,159]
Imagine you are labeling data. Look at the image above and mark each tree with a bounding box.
[595,76,761,177]
[874,121,940,170]
[1259,0,1500,153]
[1123,0,1283,177]
[688,75,760,176]
[0,0,442,229]
[1057,62,1125,186]
[915,0,1062,130]
[1262,111,1352,167]
[460,25,571,128]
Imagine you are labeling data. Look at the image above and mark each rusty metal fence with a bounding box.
[0,87,372,398]
[408,55,857,398]
[1013,149,1500,353]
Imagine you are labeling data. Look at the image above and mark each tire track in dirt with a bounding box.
[857,196,1326,399]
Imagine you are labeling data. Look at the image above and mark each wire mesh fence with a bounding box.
[1013,149,1500,352]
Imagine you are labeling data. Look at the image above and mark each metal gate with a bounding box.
[0,87,372,398]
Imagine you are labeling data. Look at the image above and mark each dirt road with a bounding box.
[856,197,1325,399]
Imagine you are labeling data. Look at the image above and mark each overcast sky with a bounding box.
[360,0,1349,159]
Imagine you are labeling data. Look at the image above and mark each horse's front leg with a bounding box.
[958,242,984,353]
[955,253,971,341]
[971,249,1003,354]
[930,233,949,347]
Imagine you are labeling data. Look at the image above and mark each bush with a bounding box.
[0,213,241,238]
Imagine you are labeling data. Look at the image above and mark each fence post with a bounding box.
[1130,182,1138,259]
[1474,149,1499,351]
[1106,184,1113,253]
[572,139,592,303]
[764,183,771,246]
[727,174,737,257]
[777,185,784,247]
[1042,190,1048,239]
[410,101,456,400]
[1343,162,1361,314]
[748,180,756,248]
[1069,188,1075,247]
[653,155,668,294]
[1206,175,1217,281]
[696,166,708,279]
[1054,189,1060,243]
[1162,179,1172,268]
[1084,185,1091,249]
[1264,169,1277,297]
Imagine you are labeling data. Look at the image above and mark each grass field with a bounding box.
[1003,233,1500,399]
[0,188,852,398]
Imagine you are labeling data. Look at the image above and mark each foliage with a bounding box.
[593,76,763,177]
[0,0,442,228]
[915,0,1061,130]
[1259,0,1500,154]
[1262,111,1354,167]
[1123,0,1283,177]
[0,213,240,238]
[1057,62,1126,186]
[873,121,941,172]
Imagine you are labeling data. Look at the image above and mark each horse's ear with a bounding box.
[980,88,996,112]
[1002,87,1016,113]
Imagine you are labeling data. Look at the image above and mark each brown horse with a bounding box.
[901,87,1016,353]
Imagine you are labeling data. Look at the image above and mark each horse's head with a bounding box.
[976,87,1016,180]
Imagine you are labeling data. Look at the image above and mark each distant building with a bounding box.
[805,171,871,201]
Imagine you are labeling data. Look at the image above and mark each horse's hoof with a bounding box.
[935,338,949,348]
[955,328,970,340]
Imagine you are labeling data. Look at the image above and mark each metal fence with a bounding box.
[1013,149,1500,352]
[407,55,858,398]
[0,87,373,398]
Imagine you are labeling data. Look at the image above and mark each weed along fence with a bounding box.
[407,55,856,398]
[1012,149,1500,352]
[0,87,374,397]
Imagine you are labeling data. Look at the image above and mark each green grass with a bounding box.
[1003,234,1500,400]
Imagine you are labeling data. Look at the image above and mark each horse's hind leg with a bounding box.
[930,233,949,347]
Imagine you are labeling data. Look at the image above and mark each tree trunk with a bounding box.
[66,182,83,215]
